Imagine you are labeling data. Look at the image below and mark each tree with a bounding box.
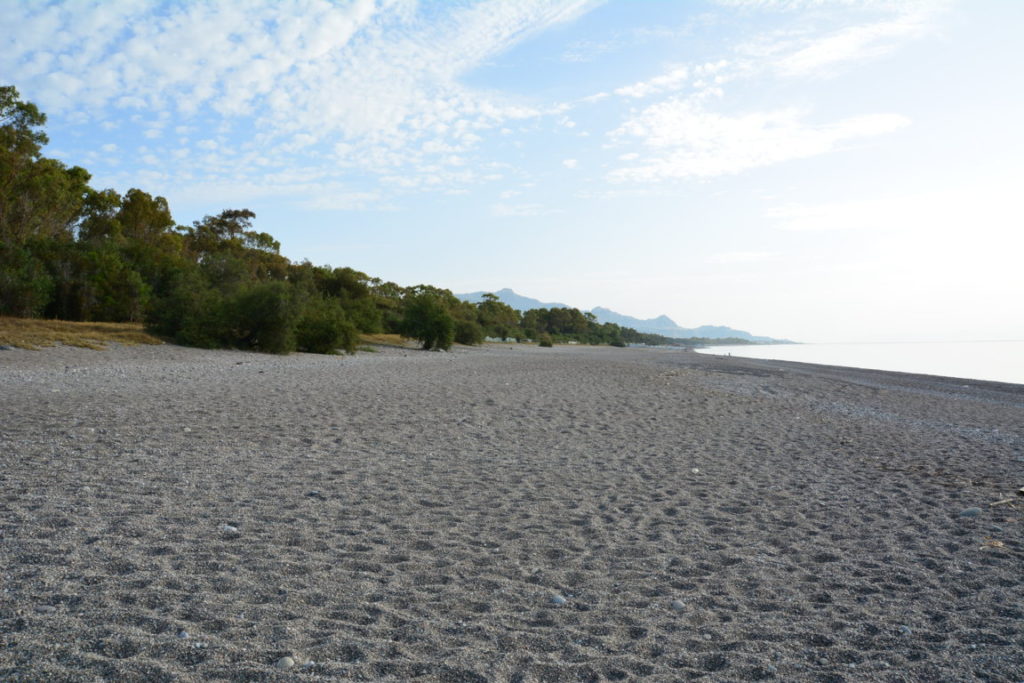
[1,86,90,244]
[402,291,455,350]
[477,293,521,340]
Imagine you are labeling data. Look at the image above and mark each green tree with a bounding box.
[477,292,521,340]
[295,295,359,354]
[402,291,455,350]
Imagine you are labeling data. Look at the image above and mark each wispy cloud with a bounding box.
[604,1,932,182]
[609,100,908,181]
[615,66,690,98]
[0,0,594,206]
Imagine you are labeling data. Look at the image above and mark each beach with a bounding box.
[1,342,1022,681]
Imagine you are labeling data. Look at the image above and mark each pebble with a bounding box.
[219,523,240,535]
[898,625,912,636]
[671,599,686,611]
[691,468,700,474]
[177,630,190,639]
[34,605,56,614]
[959,507,983,518]
[276,656,295,670]
[550,594,567,606]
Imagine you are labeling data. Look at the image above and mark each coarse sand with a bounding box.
[1,342,1022,681]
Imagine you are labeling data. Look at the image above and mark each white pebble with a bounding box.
[276,656,295,669]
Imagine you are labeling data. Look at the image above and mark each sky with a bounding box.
[3,0,1022,343]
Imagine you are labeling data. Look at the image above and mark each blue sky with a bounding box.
[3,0,1022,342]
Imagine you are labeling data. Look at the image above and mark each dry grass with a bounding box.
[358,333,417,349]
[0,317,163,350]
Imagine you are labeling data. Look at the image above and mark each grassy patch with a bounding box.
[0,317,163,350]
[358,333,416,349]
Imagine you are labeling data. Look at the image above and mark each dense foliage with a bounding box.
[0,86,704,354]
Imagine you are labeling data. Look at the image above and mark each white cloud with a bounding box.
[774,15,932,77]
[610,99,909,181]
[1,0,596,204]
[614,65,690,98]
[562,159,579,169]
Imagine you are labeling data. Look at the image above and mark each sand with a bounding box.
[1,342,1021,681]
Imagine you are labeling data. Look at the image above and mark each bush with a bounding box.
[402,292,455,350]
[147,270,226,348]
[0,244,54,317]
[296,296,358,354]
[538,333,553,348]
[454,319,484,346]
[226,281,298,354]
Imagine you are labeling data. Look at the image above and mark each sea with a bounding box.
[696,340,1024,386]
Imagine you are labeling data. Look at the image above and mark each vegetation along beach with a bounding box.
[2,341,1022,680]
[3,1,1024,680]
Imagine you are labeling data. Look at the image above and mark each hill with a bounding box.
[455,290,788,343]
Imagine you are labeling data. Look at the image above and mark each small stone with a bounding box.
[550,594,567,606]
[177,630,190,639]
[898,625,912,636]
[818,658,828,666]
[276,656,295,670]
[691,468,700,474]
[671,599,686,611]
[765,664,778,675]
[219,523,240,535]
[34,605,56,614]
[959,507,983,518]
[183,427,192,433]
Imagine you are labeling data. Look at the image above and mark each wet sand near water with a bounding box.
[1,343,1022,681]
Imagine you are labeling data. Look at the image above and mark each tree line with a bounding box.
[1,85,695,354]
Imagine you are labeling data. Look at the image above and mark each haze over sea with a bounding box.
[697,340,1024,386]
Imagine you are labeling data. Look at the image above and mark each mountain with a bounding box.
[455,289,788,343]
[457,288,570,312]
[589,307,781,342]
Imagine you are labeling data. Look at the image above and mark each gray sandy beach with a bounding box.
[1,343,1022,681]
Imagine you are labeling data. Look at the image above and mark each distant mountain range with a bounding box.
[456,288,789,343]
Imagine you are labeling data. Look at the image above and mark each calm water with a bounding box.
[697,340,1024,385]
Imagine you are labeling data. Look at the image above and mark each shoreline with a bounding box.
[2,343,1022,680]
[696,340,1024,387]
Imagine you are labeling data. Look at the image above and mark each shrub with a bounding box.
[0,244,54,317]
[296,296,358,354]
[538,333,553,348]
[402,292,455,350]
[454,319,484,346]
[226,281,298,354]
[147,270,226,348]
